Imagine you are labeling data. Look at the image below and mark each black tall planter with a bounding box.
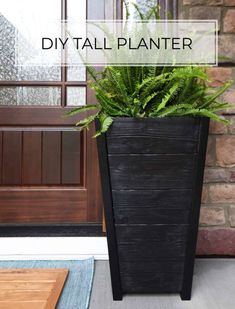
[96,117,209,301]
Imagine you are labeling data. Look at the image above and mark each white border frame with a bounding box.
[0,237,109,260]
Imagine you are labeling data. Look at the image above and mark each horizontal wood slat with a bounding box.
[113,208,190,224]
[0,302,46,309]
[120,272,183,293]
[107,117,200,140]
[117,241,186,261]
[0,290,50,300]
[0,282,54,290]
[0,107,85,125]
[112,189,192,224]
[0,189,87,223]
[107,136,197,154]
[112,189,192,209]
[108,154,195,190]
[116,224,188,242]
[119,260,184,274]
[0,269,68,309]
[116,225,188,260]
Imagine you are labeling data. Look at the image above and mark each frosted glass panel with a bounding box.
[66,0,86,81]
[0,87,61,106]
[0,0,61,81]
[67,87,86,106]
[67,66,86,82]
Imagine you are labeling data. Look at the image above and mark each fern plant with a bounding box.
[67,2,233,136]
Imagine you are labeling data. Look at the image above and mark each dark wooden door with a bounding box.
[0,0,108,228]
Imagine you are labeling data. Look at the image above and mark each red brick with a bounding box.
[223,89,235,114]
[189,7,221,28]
[204,167,229,182]
[223,89,235,103]
[228,206,235,227]
[228,116,235,133]
[224,0,235,5]
[206,136,215,166]
[201,185,209,203]
[207,68,232,87]
[209,184,235,202]
[207,0,223,4]
[200,207,226,226]
[219,35,235,62]
[209,120,228,134]
[216,136,235,166]
[224,9,235,33]
[197,228,235,255]
[229,169,235,181]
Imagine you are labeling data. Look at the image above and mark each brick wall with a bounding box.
[178,0,235,255]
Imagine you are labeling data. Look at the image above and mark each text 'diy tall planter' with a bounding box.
[96,117,209,301]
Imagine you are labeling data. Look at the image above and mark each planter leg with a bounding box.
[181,119,209,302]
[108,253,123,301]
[180,248,194,301]
[96,131,123,302]
[112,292,123,301]
[180,289,192,301]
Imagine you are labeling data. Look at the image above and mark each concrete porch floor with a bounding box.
[90,259,235,309]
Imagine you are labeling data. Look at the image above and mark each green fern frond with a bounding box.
[123,0,130,20]
[143,92,158,109]
[202,80,233,108]
[209,102,233,112]
[95,91,125,116]
[75,112,100,130]
[180,108,229,123]
[153,104,194,117]
[106,67,129,101]
[94,113,113,137]
[154,83,179,114]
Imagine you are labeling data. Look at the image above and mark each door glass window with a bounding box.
[0,0,61,81]
[0,0,86,106]
[0,87,61,106]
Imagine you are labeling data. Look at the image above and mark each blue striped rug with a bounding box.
[0,258,94,309]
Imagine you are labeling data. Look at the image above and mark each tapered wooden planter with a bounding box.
[96,117,209,301]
